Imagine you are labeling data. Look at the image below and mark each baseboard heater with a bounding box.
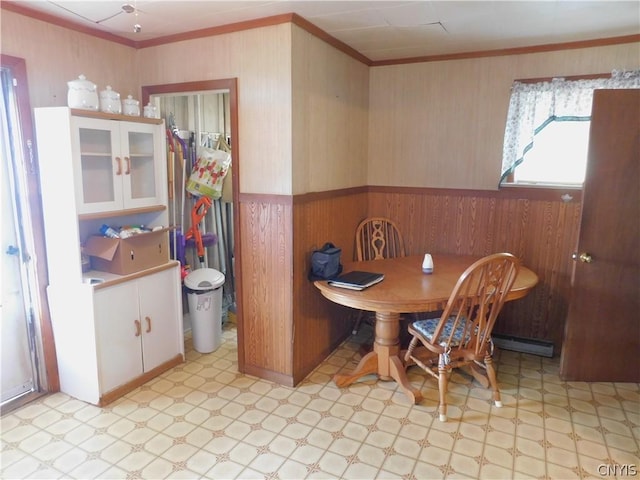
[492,334,554,357]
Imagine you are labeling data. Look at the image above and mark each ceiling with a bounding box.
[9,1,640,62]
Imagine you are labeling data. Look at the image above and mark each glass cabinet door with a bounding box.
[72,117,122,214]
[71,117,164,215]
[121,123,162,209]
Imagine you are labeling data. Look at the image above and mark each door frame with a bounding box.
[1,54,59,413]
[141,78,244,373]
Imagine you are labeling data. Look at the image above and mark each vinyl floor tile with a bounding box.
[2,322,638,479]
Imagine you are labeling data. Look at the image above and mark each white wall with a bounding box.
[3,9,638,193]
[1,10,138,110]
[291,25,369,194]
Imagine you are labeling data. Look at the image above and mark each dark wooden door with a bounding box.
[560,89,640,381]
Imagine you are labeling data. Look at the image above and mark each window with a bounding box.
[513,119,590,185]
[500,70,639,186]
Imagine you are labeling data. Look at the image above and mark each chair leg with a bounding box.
[352,310,364,335]
[404,336,418,362]
[485,354,502,407]
[438,364,448,422]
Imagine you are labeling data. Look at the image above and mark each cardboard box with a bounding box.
[84,229,169,275]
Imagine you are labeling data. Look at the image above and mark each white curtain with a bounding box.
[500,69,640,184]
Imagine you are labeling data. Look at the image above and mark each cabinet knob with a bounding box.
[134,319,141,337]
[115,156,122,175]
[124,156,131,175]
[145,316,152,333]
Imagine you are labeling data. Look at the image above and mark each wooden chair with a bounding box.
[351,217,406,335]
[355,216,405,263]
[405,253,520,422]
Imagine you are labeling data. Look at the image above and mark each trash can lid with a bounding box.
[184,268,225,290]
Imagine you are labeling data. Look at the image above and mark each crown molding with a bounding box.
[3,1,638,67]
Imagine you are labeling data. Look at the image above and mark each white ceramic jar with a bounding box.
[143,102,159,119]
[67,74,99,110]
[123,95,140,116]
[99,85,122,114]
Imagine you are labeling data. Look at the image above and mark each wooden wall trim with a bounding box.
[371,34,640,67]
[290,14,371,65]
[141,79,236,103]
[367,185,583,203]
[292,186,369,204]
[4,2,636,68]
[239,187,367,205]
[136,13,296,49]
[238,192,293,205]
[515,73,611,83]
[1,1,136,47]
[241,185,583,205]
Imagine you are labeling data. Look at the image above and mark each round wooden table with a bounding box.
[315,254,539,404]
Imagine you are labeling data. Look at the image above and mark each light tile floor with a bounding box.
[1,321,639,479]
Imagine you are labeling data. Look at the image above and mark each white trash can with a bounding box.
[184,268,225,353]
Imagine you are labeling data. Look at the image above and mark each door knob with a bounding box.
[572,252,593,263]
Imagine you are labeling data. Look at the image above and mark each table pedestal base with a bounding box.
[333,311,423,404]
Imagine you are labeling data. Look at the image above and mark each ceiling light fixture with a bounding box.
[121,2,142,33]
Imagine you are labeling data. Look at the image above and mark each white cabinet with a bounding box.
[45,264,183,406]
[35,107,170,287]
[94,280,141,393]
[71,115,165,214]
[95,268,182,395]
[34,107,184,406]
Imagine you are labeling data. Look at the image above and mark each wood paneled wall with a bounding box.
[291,190,368,384]
[238,196,294,384]
[241,185,579,386]
[367,186,582,351]
[238,190,368,385]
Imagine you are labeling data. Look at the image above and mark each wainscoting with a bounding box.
[367,186,582,353]
[238,186,581,386]
[238,195,295,384]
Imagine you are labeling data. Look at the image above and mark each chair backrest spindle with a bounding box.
[435,254,520,356]
[355,217,405,261]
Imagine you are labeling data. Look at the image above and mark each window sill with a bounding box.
[502,182,583,190]
[499,183,582,202]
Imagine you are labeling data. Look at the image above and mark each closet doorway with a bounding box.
[141,79,243,371]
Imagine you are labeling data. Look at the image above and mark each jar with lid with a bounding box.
[123,95,140,116]
[99,85,122,114]
[67,74,99,110]
[143,102,159,119]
